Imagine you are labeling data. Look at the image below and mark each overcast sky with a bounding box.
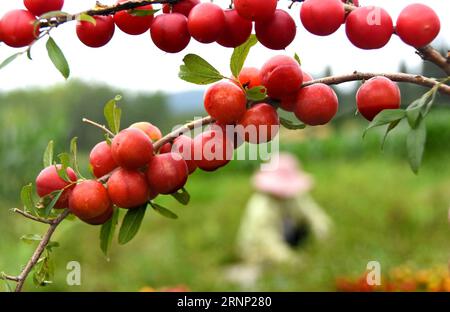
[0,0,448,93]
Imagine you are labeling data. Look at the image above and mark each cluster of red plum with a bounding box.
[0,0,441,52]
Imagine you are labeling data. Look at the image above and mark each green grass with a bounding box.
[1,155,449,292]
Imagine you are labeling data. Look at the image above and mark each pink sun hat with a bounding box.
[252,153,313,198]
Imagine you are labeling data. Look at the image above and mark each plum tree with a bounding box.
[1,0,449,292]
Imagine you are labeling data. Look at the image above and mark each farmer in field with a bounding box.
[236,153,332,265]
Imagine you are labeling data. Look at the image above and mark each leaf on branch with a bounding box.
[294,53,302,65]
[0,52,22,71]
[33,250,54,287]
[46,241,60,251]
[20,234,43,244]
[46,36,70,79]
[150,202,178,220]
[363,109,406,138]
[129,9,159,16]
[171,187,190,206]
[104,97,122,134]
[230,34,258,78]
[43,190,63,217]
[407,120,427,174]
[77,13,96,25]
[39,11,70,20]
[100,208,119,257]
[118,204,147,245]
[21,183,36,215]
[381,119,402,150]
[406,103,423,129]
[179,54,224,85]
[246,86,267,102]
[280,117,306,130]
[43,140,54,168]
[70,137,83,178]
[56,153,71,182]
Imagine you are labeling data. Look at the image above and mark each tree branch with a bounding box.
[12,208,54,224]
[153,116,215,152]
[13,209,70,292]
[416,46,450,76]
[303,72,450,96]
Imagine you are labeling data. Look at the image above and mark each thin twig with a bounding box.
[302,72,450,96]
[82,118,115,137]
[12,208,53,225]
[1,273,20,282]
[14,209,70,292]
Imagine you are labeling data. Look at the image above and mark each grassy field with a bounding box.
[1,153,449,292]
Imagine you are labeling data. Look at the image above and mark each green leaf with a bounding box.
[104,97,122,134]
[43,140,54,168]
[381,119,402,150]
[39,11,70,20]
[70,137,82,177]
[118,205,147,245]
[280,117,306,130]
[43,190,63,217]
[77,13,96,25]
[179,54,223,85]
[46,37,70,79]
[171,187,190,206]
[230,35,258,78]
[246,86,267,102]
[20,234,43,244]
[0,53,22,70]
[406,104,423,129]
[407,121,427,174]
[46,241,60,251]
[294,53,302,65]
[129,9,159,16]
[363,109,406,138]
[56,153,71,181]
[32,250,54,287]
[100,208,119,257]
[150,202,178,220]
[26,47,33,60]
[21,184,36,215]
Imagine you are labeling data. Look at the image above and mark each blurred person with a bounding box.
[236,153,332,266]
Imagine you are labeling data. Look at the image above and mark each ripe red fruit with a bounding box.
[238,67,262,89]
[160,135,197,174]
[111,128,154,169]
[89,141,118,178]
[396,4,440,48]
[187,3,225,43]
[150,13,190,53]
[36,165,77,209]
[300,0,345,36]
[107,168,150,209]
[146,153,188,194]
[76,16,115,48]
[345,6,393,50]
[356,76,401,121]
[69,180,112,221]
[217,9,252,48]
[234,0,277,22]
[162,0,200,17]
[256,9,296,50]
[294,84,339,126]
[0,10,39,48]
[24,0,64,17]
[280,72,313,112]
[129,122,162,142]
[212,123,245,150]
[204,81,247,125]
[238,104,279,144]
[192,130,234,171]
[113,0,154,35]
[84,206,113,226]
[260,55,303,99]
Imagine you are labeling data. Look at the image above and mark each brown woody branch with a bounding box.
[303,72,450,96]
[12,208,54,224]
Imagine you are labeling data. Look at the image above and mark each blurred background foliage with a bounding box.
[0,58,449,291]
